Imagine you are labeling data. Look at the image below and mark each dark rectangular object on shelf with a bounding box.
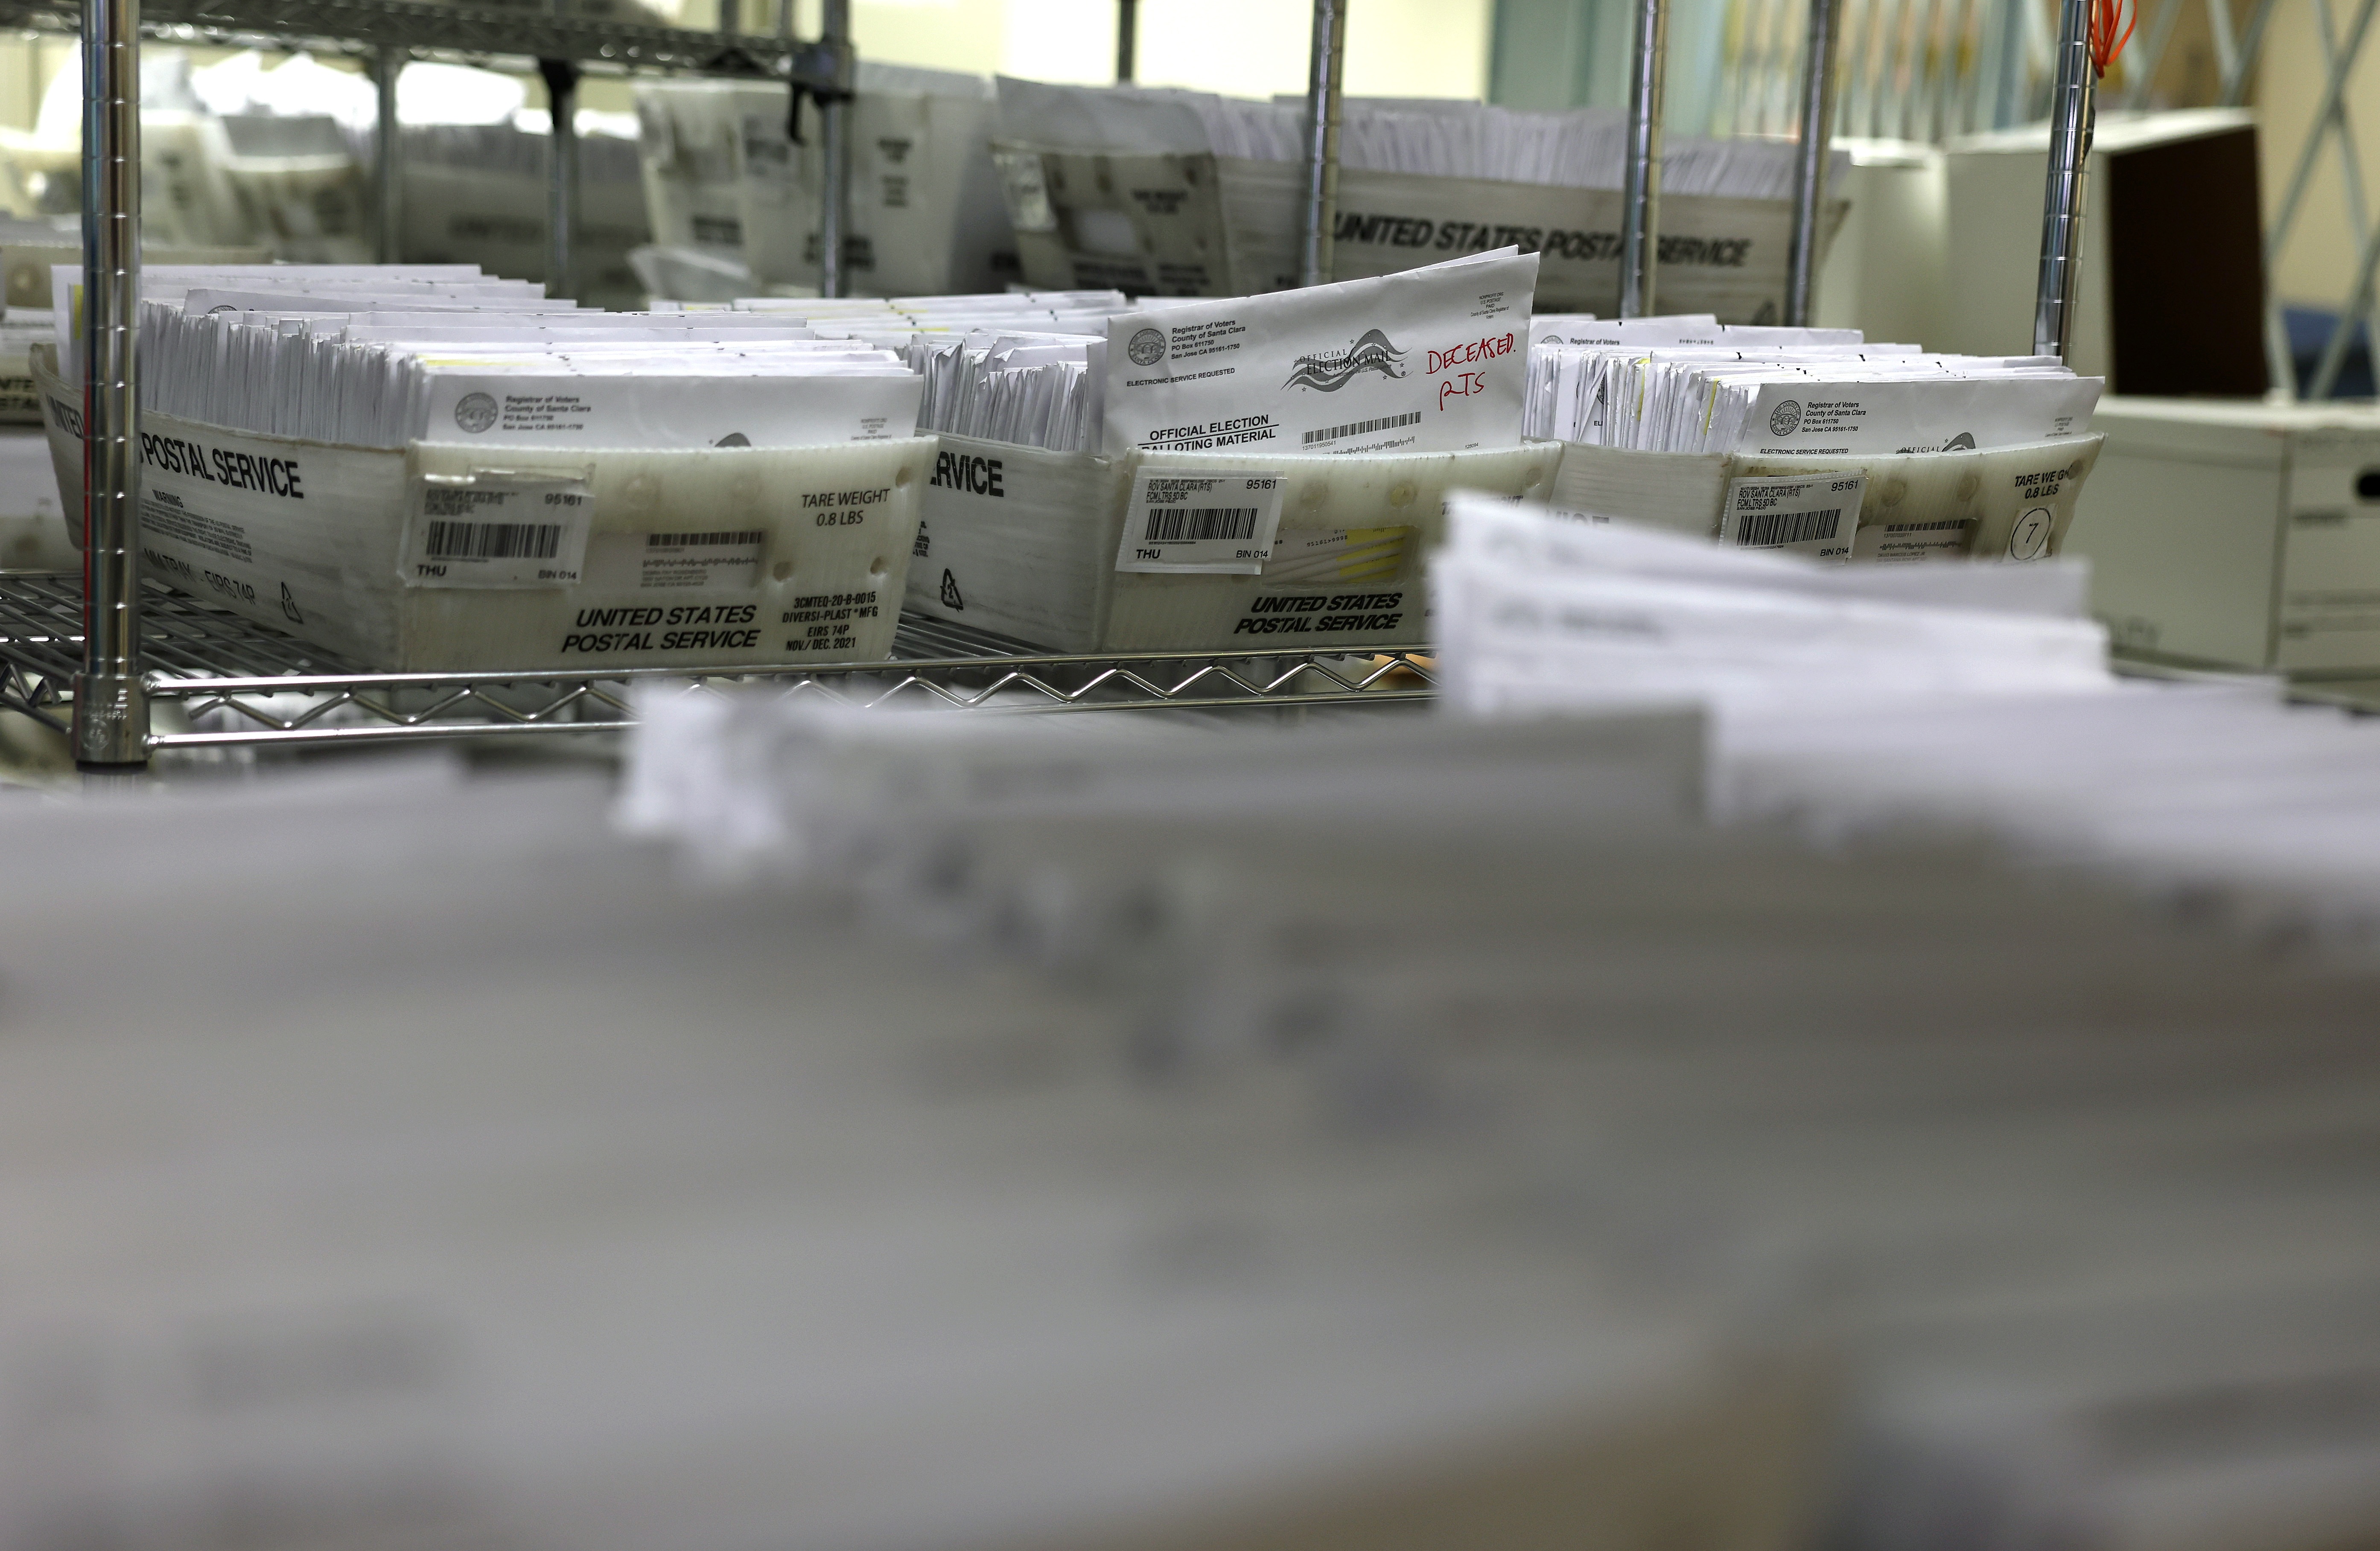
[1944,110,2267,396]
[2105,124,2268,398]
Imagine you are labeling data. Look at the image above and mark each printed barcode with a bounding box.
[1145,506,1260,542]
[1302,411,1422,446]
[649,529,766,548]
[1884,519,1969,533]
[1736,507,1842,547]
[424,519,564,561]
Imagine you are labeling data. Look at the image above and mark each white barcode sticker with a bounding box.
[1115,469,1286,575]
[1855,515,1974,563]
[405,474,592,588]
[583,528,766,592]
[1719,472,1863,563]
[1301,411,1423,449]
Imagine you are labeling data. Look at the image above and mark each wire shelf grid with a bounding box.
[0,575,1434,753]
[0,0,833,79]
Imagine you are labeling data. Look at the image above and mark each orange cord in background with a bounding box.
[2090,0,2138,76]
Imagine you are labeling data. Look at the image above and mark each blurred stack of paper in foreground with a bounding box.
[617,631,2380,1551]
[1435,495,2380,942]
[2,585,2380,1544]
[0,747,1829,1551]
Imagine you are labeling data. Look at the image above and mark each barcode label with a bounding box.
[650,529,767,548]
[585,528,767,593]
[1302,411,1421,447]
[1735,507,1841,547]
[1145,506,1260,542]
[426,519,565,560]
[1117,469,1287,575]
[1858,509,1973,563]
[1720,472,1863,564]
[407,475,593,588]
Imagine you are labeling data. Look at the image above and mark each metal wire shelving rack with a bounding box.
[0,574,1434,755]
[0,0,833,75]
[32,0,2083,767]
[42,0,1448,768]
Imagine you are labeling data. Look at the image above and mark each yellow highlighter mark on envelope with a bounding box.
[1261,526,1413,587]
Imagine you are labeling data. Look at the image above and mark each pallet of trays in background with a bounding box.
[0,576,1435,753]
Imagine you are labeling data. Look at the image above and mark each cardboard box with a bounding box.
[33,346,927,673]
[905,436,1561,652]
[2065,397,2380,673]
[1550,435,2105,561]
[1939,110,2265,395]
[995,146,1843,320]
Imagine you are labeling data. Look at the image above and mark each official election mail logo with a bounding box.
[1284,329,1408,392]
[1944,431,1978,451]
[1768,399,1804,438]
[455,392,499,434]
[1127,328,1168,367]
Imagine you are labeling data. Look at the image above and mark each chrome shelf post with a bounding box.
[1618,0,1668,318]
[2033,0,2095,361]
[74,0,144,768]
[1785,0,1842,327]
[1297,0,1346,290]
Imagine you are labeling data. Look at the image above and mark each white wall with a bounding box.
[0,0,1495,138]
[802,0,1492,99]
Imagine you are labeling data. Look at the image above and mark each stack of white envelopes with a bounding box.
[1529,315,2104,563]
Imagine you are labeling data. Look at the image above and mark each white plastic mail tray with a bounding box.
[1549,436,2105,565]
[36,345,927,673]
[906,436,1561,653]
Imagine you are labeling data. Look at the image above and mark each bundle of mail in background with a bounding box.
[1525,315,2100,456]
[884,254,2103,660]
[630,62,1013,304]
[0,52,651,305]
[992,80,1844,199]
[986,81,1855,313]
[130,271,923,449]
